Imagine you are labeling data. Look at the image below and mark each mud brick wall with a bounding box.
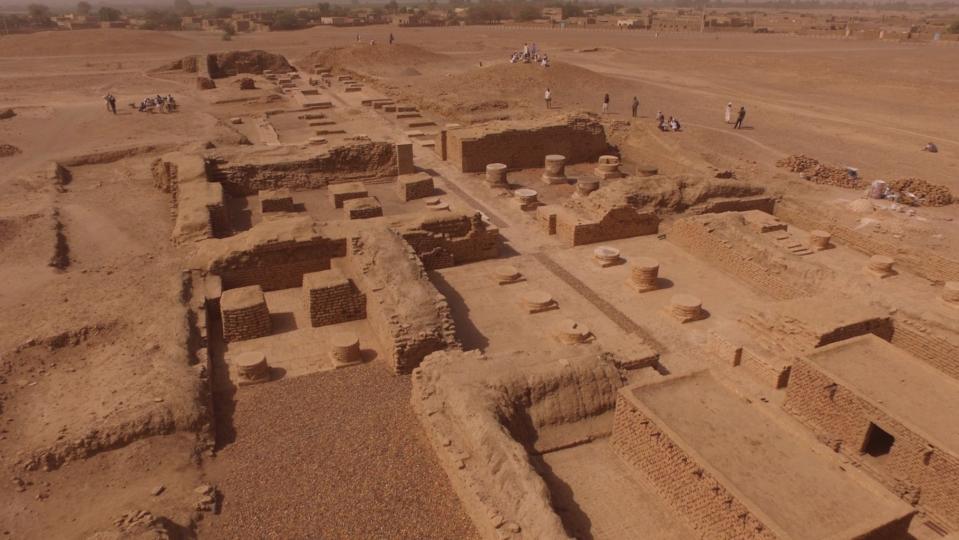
[785,359,959,529]
[669,217,805,300]
[740,349,791,389]
[447,116,609,173]
[213,142,398,196]
[397,214,500,270]
[221,289,271,343]
[889,318,959,381]
[610,394,781,539]
[396,174,434,201]
[346,200,383,220]
[213,237,347,292]
[690,196,776,216]
[303,272,366,327]
[774,199,959,282]
[349,233,459,373]
[556,206,659,247]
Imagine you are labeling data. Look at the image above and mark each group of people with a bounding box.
[656,111,682,132]
[510,42,549,67]
[136,94,177,114]
[725,102,747,129]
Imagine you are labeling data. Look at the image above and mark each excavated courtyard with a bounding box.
[1,24,958,540]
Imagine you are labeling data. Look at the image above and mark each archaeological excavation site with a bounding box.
[2,23,959,540]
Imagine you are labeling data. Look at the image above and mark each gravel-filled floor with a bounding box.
[202,363,478,539]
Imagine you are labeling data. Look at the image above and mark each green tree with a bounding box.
[27,3,52,24]
[270,10,301,30]
[77,1,91,15]
[173,0,195,16]
[215,6,235,18]
[515,4,540,21]
[98,6,122,21]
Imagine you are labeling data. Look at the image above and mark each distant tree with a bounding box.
[515,4,540,21]
[77,1,91,15]
[144,9,182,29]
[215,6,235,18]
[27,3,52,24]
[384,0,399,13]
[173,0,195,16]
[270,10,301,30]
[98,6,122,21]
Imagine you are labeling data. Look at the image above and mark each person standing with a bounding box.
[631,96,639,118]
[725,102,733,124]
[544,88,552,109]
[734,106,746,129]
[602,93,610,114]
[389,33,394,45]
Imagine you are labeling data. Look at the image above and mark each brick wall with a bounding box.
[349,232,459,373]
[447,115,609,173]
[221,287,271,343]
[890,318,959,381]
[303,270,366,327]
[610,394,781,539]
[213,142,398,196]
[212,237,347,292]
[785,359,959,529]
[774,199,959,282]
[395,213,500,270]
[669,217,806,300]
[396,173,435,202]
[555,206,660,247]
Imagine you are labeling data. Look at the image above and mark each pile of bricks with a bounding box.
[303,269,366,327]
[776,154,859,188]
[221,285,272,342]
[776,154,819,173]
[889,178,953,206]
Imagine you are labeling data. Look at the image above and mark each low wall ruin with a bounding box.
[201,216,346,292]
[211,142,400,196]
[392,212,500,270]
[668,213,808,300]
[446,114,610,173]
[773,199,959,282]
[348,229,458,373]
[152,151,230,244]
[889,315,959,381]
[412,349,626,540]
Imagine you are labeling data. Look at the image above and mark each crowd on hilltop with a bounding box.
[510,42,549,67]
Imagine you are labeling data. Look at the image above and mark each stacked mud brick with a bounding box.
[669,215,804,300]
[396,173,435,202]
[303,269,366,327]
[544,205,660,247]
[259,188,294,213]
[395,212,499,270]
[344,197,383,220]
[774,199,959,282]
[221,285,272,342]
[784,335,959,529]
[329,182,368,209]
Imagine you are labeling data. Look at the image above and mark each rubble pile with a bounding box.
[889,177,953,206]
[776,154,819,172]
[776,154,859,188]
[805,164,860,188]
[0,144,21,157]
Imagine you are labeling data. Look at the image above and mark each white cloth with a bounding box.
[725,104,732,123]
[544,90,551,100]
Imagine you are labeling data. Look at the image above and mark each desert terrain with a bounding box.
[1,21,958,540]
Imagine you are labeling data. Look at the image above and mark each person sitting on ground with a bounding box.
[656,111,664,125]
[670,117,681,131]
[658,119,668,132]
[167,95,176,112]
[923,142,938,153]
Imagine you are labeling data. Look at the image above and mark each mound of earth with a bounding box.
[300,44,450,75]
[0,143,21,157]
[159,50,293,78]
[380,61,633,123]
[0,108,15,120]
[0,29,191,58]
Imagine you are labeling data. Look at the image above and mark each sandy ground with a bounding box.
[0,24,957,539]
[200,363,477,540]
